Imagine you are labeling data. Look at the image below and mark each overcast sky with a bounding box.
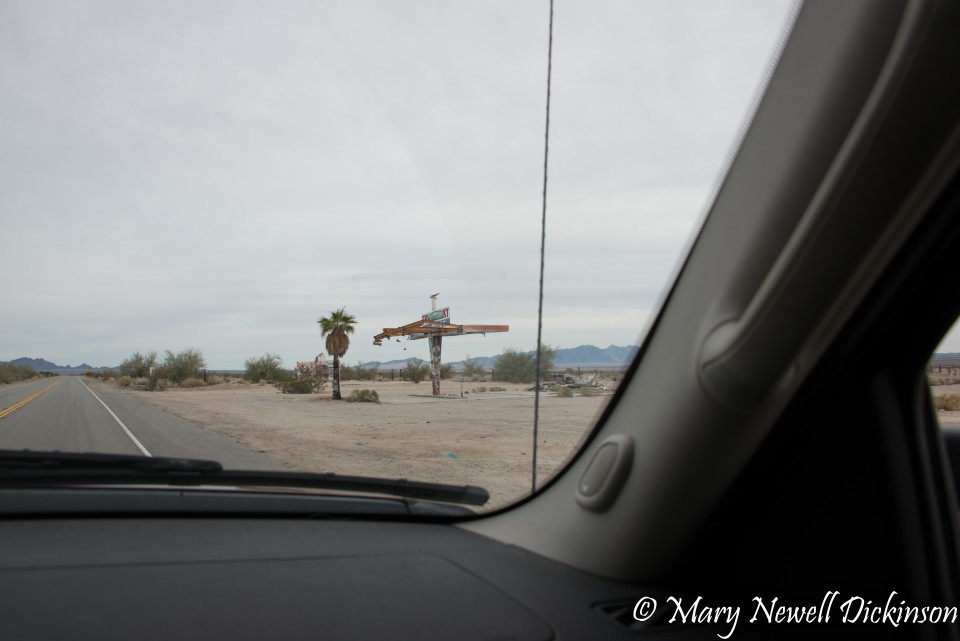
[0,1,827,370]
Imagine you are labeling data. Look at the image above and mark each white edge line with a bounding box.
[79,378,152,457]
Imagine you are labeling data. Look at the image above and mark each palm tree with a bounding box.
[318,307,357,400]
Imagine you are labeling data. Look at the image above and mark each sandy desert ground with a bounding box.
[98,374,960,511]
[930,381,960,426]
[121,378,614,510]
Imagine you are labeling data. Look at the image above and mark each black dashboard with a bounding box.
[0,513,685,641]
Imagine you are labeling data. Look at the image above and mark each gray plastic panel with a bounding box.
[0,551,552,641]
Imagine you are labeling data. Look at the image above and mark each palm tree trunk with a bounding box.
[332,354,341,400]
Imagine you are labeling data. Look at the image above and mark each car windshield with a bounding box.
[0,1,796,511]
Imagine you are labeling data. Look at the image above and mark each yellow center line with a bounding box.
[0,379,62,420]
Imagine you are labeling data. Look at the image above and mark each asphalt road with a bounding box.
[0,377,286,471]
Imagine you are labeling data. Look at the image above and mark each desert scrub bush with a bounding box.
[358,362,380,381]
[459,355,486,381]
[117,376,134,388]
[120,351,157,378]
[491,345,557,384]
[404,359,430,383]
[146,374,168,392]
[935,394,960,411]
[439,363,453,379]
[180,378,207,388]
[275,362,326,394]
[146,368,169,391]
[474,386,488,393]
[345,389,379,403]
[342,362,378,381]
[276,377,316,394]
[88,369,119,381]
[0,363,36,384]
[244,353,285,382]
[556,386,574,398]
[488,386,507,392]
[163,348,207,385]
[492,348,533,383]
[580,386,601,397]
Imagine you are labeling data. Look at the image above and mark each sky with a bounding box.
[0,1,820,370]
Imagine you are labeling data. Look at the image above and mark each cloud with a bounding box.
[0,0,795,369]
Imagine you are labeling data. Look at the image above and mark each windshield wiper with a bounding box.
[0,451,222,473]
[0,450,489,506]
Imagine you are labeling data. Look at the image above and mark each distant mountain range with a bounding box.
[931,352,960,366]
[0,357,115,374]
[2,347,642,375]
[361,344,641,370]
[9,348,959,374]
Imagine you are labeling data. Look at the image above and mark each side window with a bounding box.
[931,317,960,505]
[930,318,960,428]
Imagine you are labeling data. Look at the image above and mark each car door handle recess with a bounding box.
[575,435,633,512]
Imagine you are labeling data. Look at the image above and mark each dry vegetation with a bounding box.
[935,394,960,411]
[928,371,960,426]
[108,374,621,510]
[102,366,960,507]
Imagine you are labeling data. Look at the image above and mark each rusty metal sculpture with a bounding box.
[373,294,508,396]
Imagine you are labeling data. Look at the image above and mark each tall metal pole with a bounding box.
[532,0,554,494]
